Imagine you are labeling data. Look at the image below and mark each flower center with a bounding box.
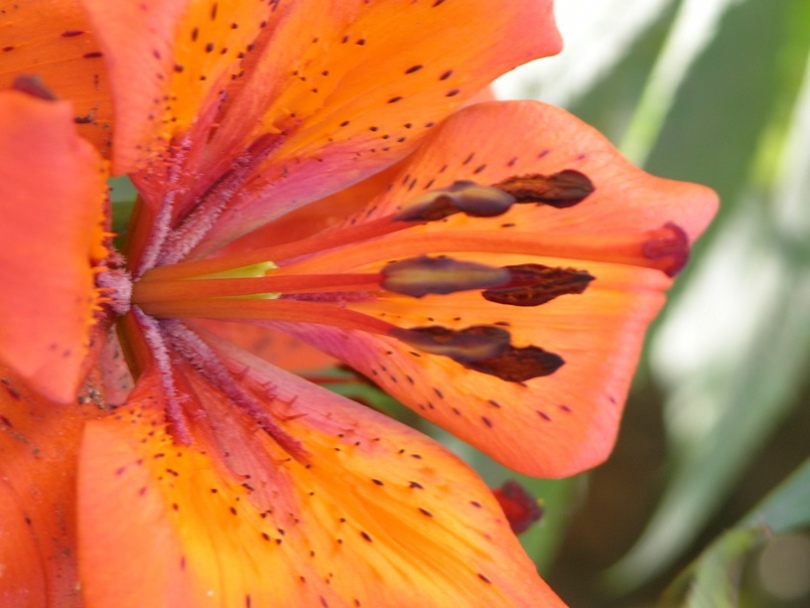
[116,164,693,453]
[129,172,602,385]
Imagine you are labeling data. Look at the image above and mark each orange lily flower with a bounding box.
[0,1,717,606]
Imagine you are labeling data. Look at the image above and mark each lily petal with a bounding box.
[0,367,103,607]
[79,0,273,176]
[80,0,560,256]
[78,338,564,607]
[198,0,562,251]
[0,0,114,156]
[0,90,107,403]
[267,101,717,477]
[195,319,336,372]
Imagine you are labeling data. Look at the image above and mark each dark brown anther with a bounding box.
[394,181,516,222]
[11,75,57,101]
[465,345,564,382]
[482,264,594,307]
[390,325,563,382]
[493,169,594,208]
[390,325,511,362]
[382,256,510,297]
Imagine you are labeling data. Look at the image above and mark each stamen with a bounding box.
[140,215,418,283]
[281,228,683,277]
[390,325,511,362]
[390,325,564,382]
[482,264,594,306]
[493,170,594,208]
[464,344,564,382]
[381,256,509,297]
[394,181,516,222]
[141,169,594,282]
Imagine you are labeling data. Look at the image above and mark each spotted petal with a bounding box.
[0,367,103,607]
[0,0,114,156]
[78,337,563,607]
[266,101,717,477]
[0,90,107,403]
[79,0,561,263]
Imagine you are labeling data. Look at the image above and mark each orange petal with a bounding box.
[0,0,114,156]
[78,342,564,607]
[0,366,104,607]
[267,101,717,477]
[292,101,718,274]
[80,0,560,251]
[217,157,405,256]
[195,319,337,372]
[79,0,274,175]
[0,90,107,403]
[199,0,562,251]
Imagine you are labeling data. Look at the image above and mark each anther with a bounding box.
[381,256,510,297]
[493,169,594,208]
[394,181,516,222]
[482,264,593,307]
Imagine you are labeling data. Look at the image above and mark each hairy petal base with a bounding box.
[78,339,563,607]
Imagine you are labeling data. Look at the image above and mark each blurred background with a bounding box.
[490,0,810,605]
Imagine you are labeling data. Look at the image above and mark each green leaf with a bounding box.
[660,456,810,607]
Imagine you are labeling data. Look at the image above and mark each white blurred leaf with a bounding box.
[494,0,676,106]
[620,0,742,164]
